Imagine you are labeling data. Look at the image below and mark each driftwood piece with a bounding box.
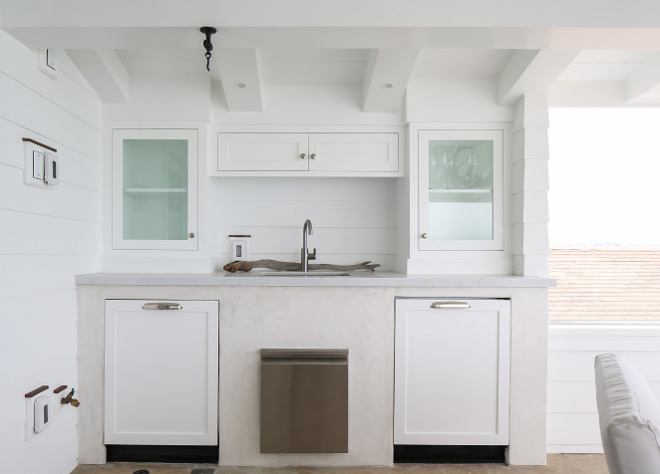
[223,259,380,273]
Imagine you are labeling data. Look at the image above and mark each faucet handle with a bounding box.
[307,248,317,261]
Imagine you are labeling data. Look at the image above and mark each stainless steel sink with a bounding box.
[259,271,351,277]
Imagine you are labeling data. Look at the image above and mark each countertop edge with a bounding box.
[75,272,557,288]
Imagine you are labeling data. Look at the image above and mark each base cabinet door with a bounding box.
[104,300,219,445]
[394,298,510,445]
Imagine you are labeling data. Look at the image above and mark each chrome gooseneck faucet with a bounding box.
[301,219,317,272]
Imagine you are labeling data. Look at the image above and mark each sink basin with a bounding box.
[259,271,351,277]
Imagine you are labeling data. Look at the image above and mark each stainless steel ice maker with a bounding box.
[260,348,348,453]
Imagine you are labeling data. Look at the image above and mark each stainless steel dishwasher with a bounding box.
[260,348,348,453]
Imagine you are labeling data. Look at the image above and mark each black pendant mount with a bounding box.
[200,27,217,72]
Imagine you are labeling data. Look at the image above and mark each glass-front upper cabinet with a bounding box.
[419,130,503,251]
[112,129,198,250]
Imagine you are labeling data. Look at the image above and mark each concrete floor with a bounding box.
[71,454,609,474]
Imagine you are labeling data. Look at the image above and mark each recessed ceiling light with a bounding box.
[234,82,247,89]
[381,82,395,90]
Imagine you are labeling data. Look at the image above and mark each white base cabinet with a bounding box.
[104,300,219,445]
[394,298,510,445]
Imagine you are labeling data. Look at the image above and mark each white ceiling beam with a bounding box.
[362,49,421,113]
[213,49,263,111]
[498,49,580,105]
[66,49,129,102]
[626,52,660,103]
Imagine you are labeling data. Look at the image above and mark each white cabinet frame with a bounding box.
[394,298,510,445]
[112,129,198,251]
[104,299,219,445]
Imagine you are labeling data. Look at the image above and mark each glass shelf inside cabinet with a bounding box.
[427,139,494,241]
[122,139,189,241]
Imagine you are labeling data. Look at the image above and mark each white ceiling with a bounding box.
[4,0,660,108]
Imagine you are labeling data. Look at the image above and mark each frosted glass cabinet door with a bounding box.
[113,129,198,250]
[419,130,503,251]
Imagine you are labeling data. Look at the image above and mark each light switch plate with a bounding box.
[24,141,56,189]
[32,150,44,180]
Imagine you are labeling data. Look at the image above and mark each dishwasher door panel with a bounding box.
[104,300,219,445]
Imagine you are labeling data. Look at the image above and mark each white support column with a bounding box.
[511,94,550,277]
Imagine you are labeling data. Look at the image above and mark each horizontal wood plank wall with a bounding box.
[546,324,660,453]
[0,31,102,474]
[213,177,397,270]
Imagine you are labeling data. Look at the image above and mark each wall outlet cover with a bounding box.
[229,235,251,261]
[38,49,57,79]
[25,393,52,440]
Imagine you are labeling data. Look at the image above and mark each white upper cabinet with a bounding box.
[418,129,503,251]
[112,129,198,250]
[217,133,309,171]
[217,132,399,176]
[308,133,398,172]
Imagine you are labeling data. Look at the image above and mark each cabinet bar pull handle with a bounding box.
[430,301,471,309]
[142,302,182,311]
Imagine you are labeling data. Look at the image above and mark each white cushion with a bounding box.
[595,353,660,474]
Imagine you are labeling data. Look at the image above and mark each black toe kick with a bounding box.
[394,445,506,464]
[106,444,219,463]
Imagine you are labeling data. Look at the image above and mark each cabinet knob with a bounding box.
[300,153,307,159]
[421,233,428,239]
[189,233,195,238]
[310,153,316,159]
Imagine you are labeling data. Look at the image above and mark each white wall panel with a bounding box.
[217,200,396,228]
[215,177,396,201]
[0,29,102,474]
[0,255,99,301]
[217,226,395,255]
[547,324,660,454]
[0,33,101,129]
[0,72,101,159]
[0,210,101,255]
[0,164,101,223]
[212,178,397,270]
[0,119,102,192]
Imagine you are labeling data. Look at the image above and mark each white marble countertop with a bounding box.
[76,271,556,288]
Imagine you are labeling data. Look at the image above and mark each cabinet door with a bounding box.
[418,130,503,251]
[217,133,309,171]
[308,133,399,172]
[394,298,510,445]
[112,129,198,250]
[104,300,219,445]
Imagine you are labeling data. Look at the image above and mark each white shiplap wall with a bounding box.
[212,177,398,270]
[0,32,102,474]
[547,324,660,454]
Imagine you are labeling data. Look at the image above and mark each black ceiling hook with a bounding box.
[200,27,217,72]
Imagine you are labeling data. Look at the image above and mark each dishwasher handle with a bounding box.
[430,301,471,309]
[142,302,182,311]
